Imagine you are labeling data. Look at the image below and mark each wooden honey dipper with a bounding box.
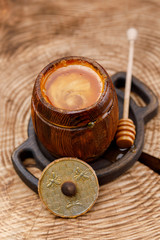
[116,28,138,148]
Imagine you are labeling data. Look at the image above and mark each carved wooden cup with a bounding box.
[31,56,119,162]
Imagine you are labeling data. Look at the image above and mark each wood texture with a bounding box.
[0,0,160,239]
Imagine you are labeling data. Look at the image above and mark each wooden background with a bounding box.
[0,0,160,239]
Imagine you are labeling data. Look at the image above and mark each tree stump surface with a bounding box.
[0,0,160,239]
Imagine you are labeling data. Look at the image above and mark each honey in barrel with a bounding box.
[41,65,103,111]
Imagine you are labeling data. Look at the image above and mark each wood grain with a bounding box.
[0,0,160,239]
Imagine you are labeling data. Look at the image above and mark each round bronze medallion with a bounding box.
[38,158,99,218]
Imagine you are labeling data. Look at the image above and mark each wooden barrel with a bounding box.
[31,56,119,161]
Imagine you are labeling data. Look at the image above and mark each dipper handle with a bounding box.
[116,28,138,148]
[123,28,138,119]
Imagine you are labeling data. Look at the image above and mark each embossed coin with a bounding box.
[38,157,99,218]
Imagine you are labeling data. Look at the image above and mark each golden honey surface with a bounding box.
[42,65,103,111]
